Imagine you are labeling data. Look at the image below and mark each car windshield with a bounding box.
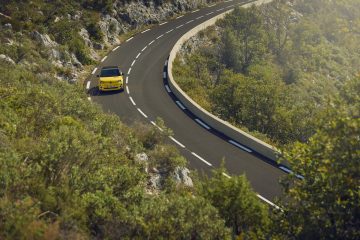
[100,68,121,77]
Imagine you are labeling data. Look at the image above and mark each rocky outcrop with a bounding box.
[31,31,58,47]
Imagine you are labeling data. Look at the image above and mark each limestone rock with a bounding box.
[31,31,57,47]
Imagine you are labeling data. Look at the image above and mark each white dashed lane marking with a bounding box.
[191,152,212,166]
[101,56,107,62]
[126,86,130,94]
[192,9,200,13]
[127,68,132,75]
[176,24,184,29]
[196,16,204,19]
[159,21,167,26]
[86,81,91,90]
[142,46,147,52]
[131,60,136,67]
[129,97,136,106]
[166,29,174,34]
[126,37,134,42]
[176,15,184,19]
[112,46,119,52]
[169,136,186,148]
[91,68,97,75]
[136,53,141,59]
[186,20,194,24]
[156,34,164,39]
[151,121,164,132]
[126,76,129,84]
[141,29,150,33]
[148,40,155,45]
[137,108,148,118]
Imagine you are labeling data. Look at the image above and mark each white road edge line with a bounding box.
[92,68,97,75]
[131,60,136,67]
[86,81,91,90]
[191,152,212,166]
[127,68,132,75]
[176,101,186,110]
[229,140,252,153]
[126,37,134,42]
[136,53,141,59]
[141,29,150,33]
[112,46,119,52]
[129,97,136,106]
[159,21,167,26]
[165,85,171,93]
[195,119,211,130]
[126,86,130,94]
[137,108,148,118]
[169,136,186,148]
[101,56,107,62]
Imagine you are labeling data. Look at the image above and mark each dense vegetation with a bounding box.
[174,0,360,146]
[1,0,359,239]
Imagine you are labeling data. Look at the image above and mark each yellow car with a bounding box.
[98,66,124,91]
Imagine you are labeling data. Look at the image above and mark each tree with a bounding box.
[220,6,267,73]
[198,166,270,239]
[272,108,360,239]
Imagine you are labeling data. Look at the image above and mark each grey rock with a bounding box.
[135,153,149,163]
[149,173,162,190]
[79,28,93,48]
[54,16,61,23]
[0,54,15,65]
[4,23,12,29]
[31,31,57,47]
[136,152,149,173]
[173,167,193,187]
[71,53,83,68]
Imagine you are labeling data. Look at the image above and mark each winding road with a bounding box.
[86,0,285,205]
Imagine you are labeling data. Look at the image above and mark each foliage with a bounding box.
[174,0,360,146]
[198,166,270,239]
[271,94,360,239]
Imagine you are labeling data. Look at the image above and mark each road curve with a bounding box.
[87,0,285,202]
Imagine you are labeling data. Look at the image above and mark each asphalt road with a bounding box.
[87,0,285,204]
